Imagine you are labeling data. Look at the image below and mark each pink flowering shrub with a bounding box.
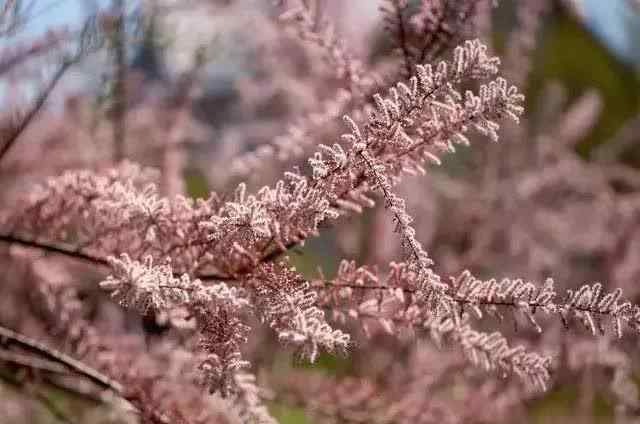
[1,1,640,423]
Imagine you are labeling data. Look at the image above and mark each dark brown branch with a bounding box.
[0,231,626,329]
[0,32,66,76]
[108,0,127,162]
[318,280,622,320]
[0,58,72,163]
[383,0,413,76]
[0,325,122,394]
[0,233,110,268]
[0,14,105,164]
[418,0,479,64]
[0,232,239,281]
[0,349,70,374]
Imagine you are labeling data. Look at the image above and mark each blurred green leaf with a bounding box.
[184,168,210,199]
[530,13,640,158]
[269,402,312,424]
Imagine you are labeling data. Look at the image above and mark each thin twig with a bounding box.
[0,58,73,163]
[0,233,110,268]
[0,31,67,76]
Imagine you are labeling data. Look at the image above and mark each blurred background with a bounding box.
[2,0,640,423]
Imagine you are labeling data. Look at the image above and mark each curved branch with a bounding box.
[0,58,72,163]
[0,325,122,394]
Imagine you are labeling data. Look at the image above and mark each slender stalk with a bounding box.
[109,0,127,162]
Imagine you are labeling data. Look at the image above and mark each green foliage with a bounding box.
[529,13,640,158]
[184,168,211,199]
[529,383,614,424]
[292,351,352,376]
[269,402,312,424]
[287,229,339,280]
